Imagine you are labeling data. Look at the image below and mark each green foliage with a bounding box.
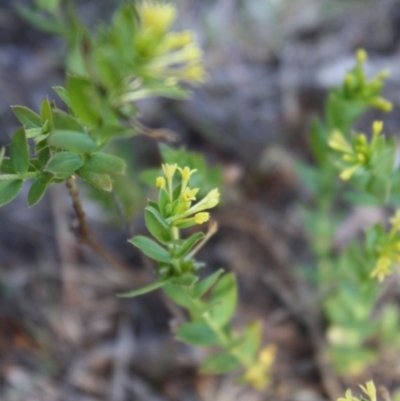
[300,49,400,376]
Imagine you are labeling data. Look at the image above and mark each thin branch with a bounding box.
[65,176,145,285]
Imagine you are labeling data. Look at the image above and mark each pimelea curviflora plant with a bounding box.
[122,164,275,388]
[1,0,274,391]
[300,49,400,376]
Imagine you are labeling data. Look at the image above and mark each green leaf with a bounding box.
[45,152,84,179]
[40,98,53,126]
[200,352,240,374]
[176,322,220,346]
[15,5,62,34]
[129,235,172,263]
[66,76,99,127]
[163,283,195,309]
[239,321,262,360]
[209,273,237,327]
[175,232,204,258]
[366,174,390,203]
[145,206,171,244]
[10,128,29,174]
[28,179,48,207]
[53,86,70,106]
[0,179,24,207]
[118,279,169,298]
[84,152,126,175]
[49,130,97,154]
[11,106,42,128]
[170,274,198,287]
[52,110,84,132]
[77,168,112,191]
[0,148,5,170]
[191,269,224,299]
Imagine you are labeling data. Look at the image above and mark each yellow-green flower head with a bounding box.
[180,43,203,62]
[181,187,199,202]
[178,166,197,182]
[162,163,177,180]
[194,212,210,224]
[199,188,220,209]
[372,120,383,137]
[182,64,207,83]
[356,48,367,64]
[359,381,376,401]
[370,97,393,112]
[164,31,194,50]
[243,345,275,390]
[328,130,352,154]
[155,176,166,189]
[338,389,360,401]
[370,257,391,282]
[138,2,176,35]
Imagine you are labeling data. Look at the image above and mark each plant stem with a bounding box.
[0,172,38,180]
[65,176,143,283]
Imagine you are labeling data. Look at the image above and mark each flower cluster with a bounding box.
[369,211,400,282]
[243,345,276,390]
[136,2,206,83]
[328,121,385,180]
[155,164,220,228]
[338,381,377,401]
[342,49,392,112]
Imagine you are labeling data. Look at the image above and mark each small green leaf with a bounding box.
[45,152,84,179]
[118,279,170,298]
[176,322,220,346]
[15,5,62,34]
[0,148,5,170]
[52,109,84,132]
[0,179,24,207]
[11,106,42,128]
[84,152,126,175]
[129,235,172,263]
[175,232,205,258]
[191,269,224,299]
[239,321,262,360]
[209,273,237,327]
[28,179,49,207]
[49,130,97,153]
[145,206,171,244]
[163,283,194,309]
[53,86,70,106]
[66,76,99,127]
[77,168,112,191]
[170,274,198,287]
[40,98,53,126]
[10,128,29,174]
[366,174,390,203]
[200,352,240,374]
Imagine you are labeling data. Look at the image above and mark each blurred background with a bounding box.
[1,1,400,400]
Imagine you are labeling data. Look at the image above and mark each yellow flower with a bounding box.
[370,257,392,282]
[194,212,210,224]
[162,163,177,180]
[138,2,176,35]
[356,48,367,64]
[181,187,199,202]
[359,381,376,401]
[372,121,383,137]
[369,97,393,112]
[243,345,275,390]
[182,64,207,83]
[328,130,352,153]
[164,31,194,50]
[340,164,362,181]
[338,389,359,401]
[155,176,166,189]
